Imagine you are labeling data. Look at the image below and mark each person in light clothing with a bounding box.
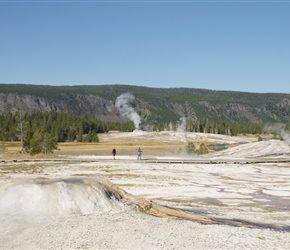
[137,147,142,160]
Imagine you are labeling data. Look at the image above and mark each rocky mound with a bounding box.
[0,176,127,216]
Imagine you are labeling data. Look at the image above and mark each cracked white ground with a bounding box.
[1,131,290,249]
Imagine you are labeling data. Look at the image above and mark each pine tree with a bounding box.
[29,129,58,155]
[15,111,27,153]
[29,129,42,155]
[91,131,99,142]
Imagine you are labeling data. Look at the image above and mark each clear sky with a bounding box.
[0,0,289,94]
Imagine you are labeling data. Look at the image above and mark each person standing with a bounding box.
[137,147,142,160]
[112,148,116,160]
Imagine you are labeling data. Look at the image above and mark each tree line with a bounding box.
[147,118,268,136]
[1,111,289,155]
[0,112,135,155]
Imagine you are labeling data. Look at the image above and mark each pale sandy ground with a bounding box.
[1,131,290,249]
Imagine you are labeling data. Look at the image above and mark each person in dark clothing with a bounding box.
[112,148,116,160]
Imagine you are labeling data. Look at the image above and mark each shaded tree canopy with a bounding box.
[0,112,289,149]
[0,112,135,143]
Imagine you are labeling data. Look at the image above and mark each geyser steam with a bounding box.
[264,123,290,142]
[177,117,187,132]
[115,93,141,129]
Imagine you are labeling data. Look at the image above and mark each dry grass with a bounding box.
[56,139,187,156]
[0,138,187,159]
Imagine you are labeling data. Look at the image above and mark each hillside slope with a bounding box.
[0,84,290,124]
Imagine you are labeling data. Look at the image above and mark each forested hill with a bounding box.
[1,83,290,125]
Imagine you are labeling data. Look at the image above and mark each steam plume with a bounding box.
[281,128,290,142]
[263,123,290,142]
[177,117,187,132]
[115,93,141,130]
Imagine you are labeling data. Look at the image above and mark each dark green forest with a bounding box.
[1,111,289,155]
[0,112,134,155]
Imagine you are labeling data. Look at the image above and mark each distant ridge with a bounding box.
[0,83,290,124]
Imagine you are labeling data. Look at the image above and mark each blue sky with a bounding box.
[0,0,289,94]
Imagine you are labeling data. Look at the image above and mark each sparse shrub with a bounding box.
[83,131,99,142]
[196,143,209,155]
[186,142,196,154]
